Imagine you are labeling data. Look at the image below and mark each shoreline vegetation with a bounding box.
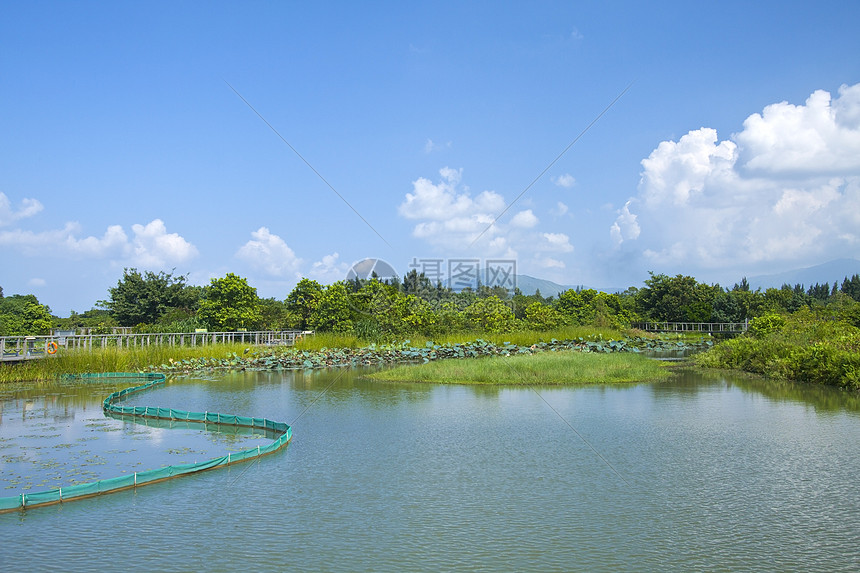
[368,351,672,385]
[1,327,707,384]
[3,311,859,390]
[3,266,860,389]
[694,307,860,390]
[4,269,860,390]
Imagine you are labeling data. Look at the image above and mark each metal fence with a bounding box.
[0,330,313,362]
[632,322,748,334]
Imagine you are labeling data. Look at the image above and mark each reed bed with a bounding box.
[369,350,672,385]
[0,343,254,383]
[1,326,662,384]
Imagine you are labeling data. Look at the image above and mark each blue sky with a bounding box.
[2,1,860,315]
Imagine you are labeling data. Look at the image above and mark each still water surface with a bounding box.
[2,367,860,571]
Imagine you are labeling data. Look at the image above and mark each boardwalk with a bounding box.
[0,330,312,363]
[632,321,748,334]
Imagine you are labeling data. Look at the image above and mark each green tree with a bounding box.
[104,268,199,326]
[841,274,860,302]
[197,273,262,331]
[464,296,519,333]
[0,294,54,335]
[285,278,324,330]
[523,302,568,330]
[308,282,353,332]
[55,308,118,333]
[259,297,300,330]
[634,273,720,322]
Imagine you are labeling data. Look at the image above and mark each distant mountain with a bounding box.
[443,271,623,298]
[746,259,860,291]
[512,275,628,298]
[512,275,579,298]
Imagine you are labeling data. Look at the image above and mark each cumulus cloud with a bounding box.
[0,222,128,258]
[612,83,860,276]
[537,256,566,269]
[0,193,43,226]
[610,201,640,246]
[736,84,860,174]
[398,167,508,250]
[552,201,570,217]
[307,252,350,284]
[510,209,539,228]
[130,219,198,267]
[399,167,578,274]
[0,217,197,268]
[236,227,302,277]
[552,174,576,188]
[541,232,574,253]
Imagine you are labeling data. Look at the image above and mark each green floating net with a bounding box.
[0,372,291,513]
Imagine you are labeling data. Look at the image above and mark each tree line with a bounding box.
[1,269,859,337]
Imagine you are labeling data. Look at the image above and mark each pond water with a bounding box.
[1,366,860,572]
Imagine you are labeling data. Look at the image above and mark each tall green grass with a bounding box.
[292,332,365,350]
[694,307,860,389]
[1,325,657,384]
[0,343,255,383]
[396,326,625,347]
[290,327,625,351]
[369,350,672,385]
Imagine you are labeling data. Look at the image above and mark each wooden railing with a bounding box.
[0,330,313,362]
[632,322,748,334]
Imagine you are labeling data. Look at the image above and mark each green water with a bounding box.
[2,367,860,572]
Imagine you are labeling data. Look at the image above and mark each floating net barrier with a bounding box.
[0,372,292,513]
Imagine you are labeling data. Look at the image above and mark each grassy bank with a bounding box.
[1,325,685,384]
[292,326,629,352]
[694,308,860,390]
[368,350,672,385]
[0,343,255,383]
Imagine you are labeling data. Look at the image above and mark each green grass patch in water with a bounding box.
[369,350,672,385]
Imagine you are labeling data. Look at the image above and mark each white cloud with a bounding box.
[0,193,43,226]
[0,217,197,268]
[552,201,569,216]
[399,167,508,250]
[736,84,860,174]
[27,277,46,287]
[541,232,574,253]
[537,257,565,269]
[552,174,576,188]
[424,139,451,154]
[612,83,860,275]
[307,252,349,284]
[236,227,302,277]
[0,222,128,258]
[510,209,539,228]
[609,201,640,246]
[130,219,198,267]
[400,167,578,272]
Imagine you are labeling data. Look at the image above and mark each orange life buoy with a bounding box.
[47,342,58,355]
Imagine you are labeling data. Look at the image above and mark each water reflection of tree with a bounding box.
[650,367,860,413]
[729,377,860,413]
